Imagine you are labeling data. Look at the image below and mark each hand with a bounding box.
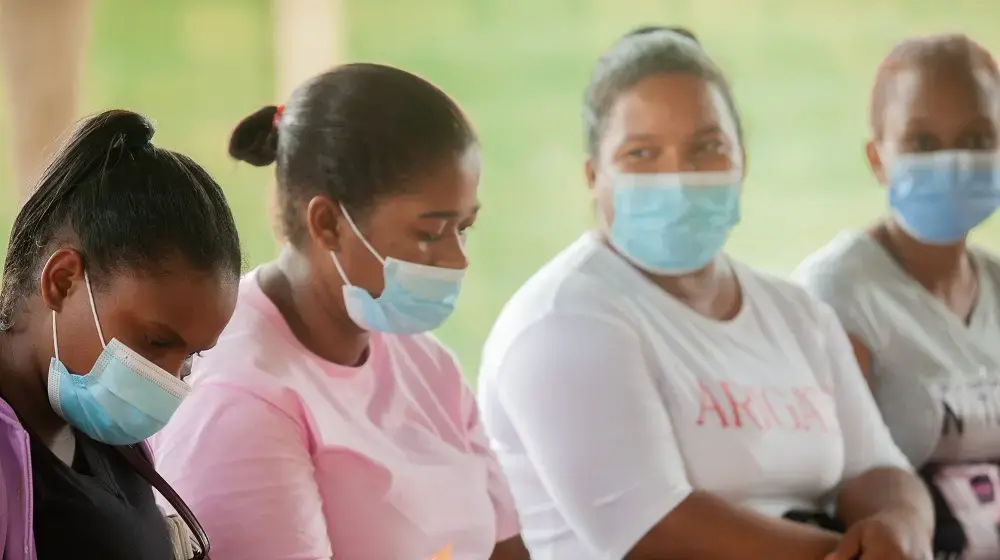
[824,510,933,560]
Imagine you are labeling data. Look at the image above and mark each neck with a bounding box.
[261,245,370,367]
[0,321,68,441]
[651,261,726,302]
[880,220,972,292]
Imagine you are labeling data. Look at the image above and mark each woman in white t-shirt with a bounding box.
[795,34,1000,559]
[477,27,934,560]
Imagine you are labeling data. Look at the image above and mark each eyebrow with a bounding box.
[691,124,725,137]
[622,124,726,143]
[418,205,481,220]
[150,321,187,347]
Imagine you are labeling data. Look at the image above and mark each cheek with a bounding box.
[51,301,105,375]
[593,177,616,227]
[336,236,388,296]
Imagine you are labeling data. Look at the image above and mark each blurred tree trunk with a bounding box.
[0,0,93,200]
[269,0,346,242]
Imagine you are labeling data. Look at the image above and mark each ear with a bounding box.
[305,196,343,252]
[739,145,749,182]
[585,158,597,194]
[865,140,888,186]
[39,248,85,313]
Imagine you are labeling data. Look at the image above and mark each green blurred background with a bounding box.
[1,0,999,380]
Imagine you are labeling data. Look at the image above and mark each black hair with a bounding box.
[0,109,242,329]
[584,26,741,158]
[228,63,477,244]
[625,25,700,44]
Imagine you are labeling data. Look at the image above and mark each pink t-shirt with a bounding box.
[152,270,520,560]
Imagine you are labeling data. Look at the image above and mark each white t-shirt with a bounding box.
[793,231,1000,468]
[477,232,910,560]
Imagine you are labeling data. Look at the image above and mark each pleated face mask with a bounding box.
[331,203,466,335]
[888,150,1000,245]
[47,272,191,445]
[606,170,743,274]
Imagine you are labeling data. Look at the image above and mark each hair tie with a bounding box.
[273,105,285,128]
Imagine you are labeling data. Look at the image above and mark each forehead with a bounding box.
[603,74,738,141]
[101,267,237,346]
[883,64,1000,132]
[375,147,481,214]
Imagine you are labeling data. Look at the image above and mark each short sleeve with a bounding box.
[153,385,331,560]
[792,260,883,353]
[816,303,912,480]
[462,386,521,541]
[494,313,692,559]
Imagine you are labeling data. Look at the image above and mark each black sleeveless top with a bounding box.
[29,430,173,560]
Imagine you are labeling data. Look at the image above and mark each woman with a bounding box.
[0,110,242,559]
[152,64,527,560]
[476,27,934,560]
[794,34,1000,559]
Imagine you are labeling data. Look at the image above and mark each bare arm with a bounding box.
[839,334,934,538]
[490,536,531,560]
[837,466,933,538]
[626,492,840,560]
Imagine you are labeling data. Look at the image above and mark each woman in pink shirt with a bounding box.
[153,64,527,560]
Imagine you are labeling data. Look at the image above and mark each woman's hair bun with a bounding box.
[85,109,156,149]
[229,105,279,167]
[624,25,700,45]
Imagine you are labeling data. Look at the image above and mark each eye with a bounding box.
[416,231,444,242]
[146,337,173,349]
[625,146,658,160]
[907,133,940,152]
[962,133,997,150]
[694,139,727,154]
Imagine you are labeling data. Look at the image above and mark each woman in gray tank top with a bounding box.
[795,33,1000,559]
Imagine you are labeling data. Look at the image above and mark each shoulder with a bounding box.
[791,232,897,320]
[726,261,844,338]
[183,271,328,406]
[793,231,876,292]
[483,232,642,363]
[971,244,1000,282]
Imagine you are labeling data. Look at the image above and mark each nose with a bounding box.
[435,235,468,270]
[656,146,688,173]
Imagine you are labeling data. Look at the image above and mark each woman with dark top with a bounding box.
[0,109,242,559]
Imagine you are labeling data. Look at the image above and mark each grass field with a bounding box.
[1,0,999,379]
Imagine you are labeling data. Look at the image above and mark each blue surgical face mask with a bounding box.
[606,170,742,274]
[47,272,191,445]
[331,204,466,334]
[888,150,1000,245]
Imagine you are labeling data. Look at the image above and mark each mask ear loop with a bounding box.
[338,203,385,265]
[51,311,60,362]
[50,271,107,362]
[84,272,107,348]
[331,202,389,288]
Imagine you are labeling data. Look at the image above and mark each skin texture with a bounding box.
[259,147,481,367]
[860,39,1000,337]
[257,146,531,559]
[0,244,238,453]
[586,73,745,320]
[855,37,1000,375]
[837,34,1000,560]
[581,72,933,559]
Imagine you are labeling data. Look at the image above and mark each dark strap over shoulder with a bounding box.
[116,444,211,560]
